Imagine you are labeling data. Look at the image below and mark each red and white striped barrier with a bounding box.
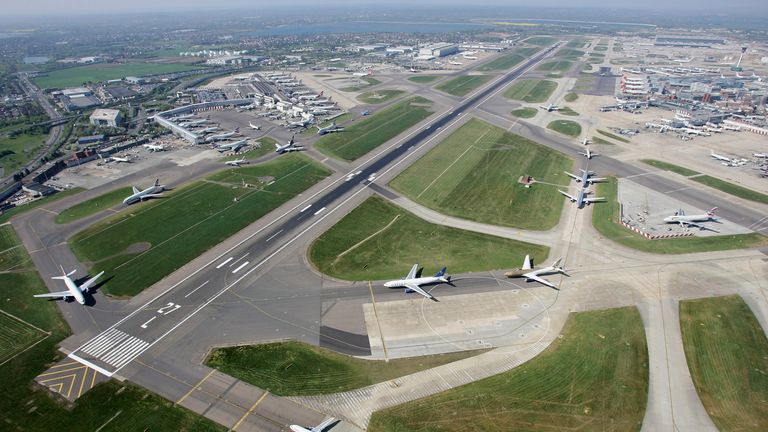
[620,221,695,240]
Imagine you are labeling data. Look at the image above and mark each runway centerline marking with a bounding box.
[232,262,249,274]
[176,369,216,404]
[216,257,233,269]
[265,230,283,242]
[184,280,210,298]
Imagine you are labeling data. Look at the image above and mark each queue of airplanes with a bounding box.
[560,169,606,208]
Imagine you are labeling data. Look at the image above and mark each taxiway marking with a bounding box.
[232,391,270,431]
[176,369,216,405]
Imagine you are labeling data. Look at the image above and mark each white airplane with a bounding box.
[206,129,240,143]
[503,255,566,289]
[216,139,248,153]
[33,266,105,305]
[225,158,247,167]
[317,121,343,135]
[559,188,605,208]
[383,264,451,301]
[109,155,131,163]
[310,109,329,116]
[581,137,591,146]
[287,118,313,129]
[275,136,304,154]
[565,169,606,185]
[449,61,463,66]
[539,103,559,112]
[123,179,165,205]
[710,150,732,162]
[248,121,261,130]
[143,144,165,152]
[663,207,720,231]
[179,119,209,127]
[198,126,220,134]
[171,114,195,121]
[579,147,596,159]
[352,70,372,77]
[754,152,768,158]
[290,417,336,432]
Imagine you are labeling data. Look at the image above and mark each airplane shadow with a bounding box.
[74,274,115,307]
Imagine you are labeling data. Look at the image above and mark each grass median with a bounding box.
[408,75,440,84]
[503,79,557,103]
[510,107,537,119]
[547,120,582,137]
[55,187,133,224]
[357,89,405,104]
[436,75,492,97]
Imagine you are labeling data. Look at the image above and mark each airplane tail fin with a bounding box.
[522,254,532,270]
[153,179,160,187]
[434,267,447,278]
[552,258,563,270]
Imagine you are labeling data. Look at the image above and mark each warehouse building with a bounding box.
[89,109,123,127]
[419,43,459,58]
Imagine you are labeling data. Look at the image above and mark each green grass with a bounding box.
[0,188,84,225]
[32,62,204,89]
[0,224,33,272]
[592,136,614,145]
[310,196,549,281]
[390,118,572,231]
[369,306,649,432]
[510,107,537,119]
[564,92,578,102]
[357,89,405,104]
[503,79,557,103]
[70,154,331,297]
[641,160,768,205]
[436,75,492,97]
[206,341,483,396]
[597,129,629,143]
[566,38,590,48]
[524,36,558,46]
[555,48,585,60]
[408,75,441,84]
[0,131,47,173]
[537,60,573,73]
[547,120,582,137]
[592,177,768,253]
[558,106,579,116]
[476,53,526,71]
[680,295,768,431]
[315,97,433,161]
[54,187,133,224]
[340,76,381,92]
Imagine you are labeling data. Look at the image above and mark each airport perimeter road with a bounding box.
[65,44,563,377]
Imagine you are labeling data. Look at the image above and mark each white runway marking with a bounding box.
[232,262,249,274]
[265,230,283,242]
[300,204,312,212]
[314,207,326,216]
[229,253,250,267]
[184,281,209,298]
[216,257,233,269]
[140,317,156,329]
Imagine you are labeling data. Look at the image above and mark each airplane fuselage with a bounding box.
[64,278,86,304]
[123,185,163,205]
[383,276,446,289]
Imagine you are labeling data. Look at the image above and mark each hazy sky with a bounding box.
[4,0,767,17]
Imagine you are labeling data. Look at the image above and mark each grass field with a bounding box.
[408,75,441,84]
[597,129,629,143]
[680,295,768,431]
[390,118,572,230]
[315,97,433,161]
[369,306,649,432]
[309,196,549,281]
[340,76,381,92]
[0,188,84,225]
[558,106,579,116]
[32,62,204,89]
[555,48,585,60]
[564,92,578,102]
[0,224,33,272]
[223,136,277,160]
[503,79,557,103]
[0,131,47,173]
[206,341,483,396]
[547,120,582,137]
[592,177,768,253]
[474,48,538,72]
[537,60,573,73]
[592,136,614,145]
[524,36,558,46]
[436,75,492,97]
[357,89,405,104]
[70,154,331,297]
[55,187,132,224]
[510,107,537,119]
[641,159,768,205]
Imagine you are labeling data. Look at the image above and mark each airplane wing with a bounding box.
[589,177,607,183]
[311,418,336,432]
[406,264,418,280]
[565,171,579,181]
[140,193,164,200]
[80,271,105,292]
[584,197,606,203]
[522,272,556,289]
[682,221,720,232]
[559,190,577,201]
[404,283,436,301]
[34,291,72,299]
[132,186,140,194]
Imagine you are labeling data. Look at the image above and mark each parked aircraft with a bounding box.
[663,207,720,231]
[565,169,606,185]
[274,136,304,154]
[179,119,209,127]
[559,188,605,208]
[352,70,372,77]
[109,155,131,163]
[198,126,220,134]
[33,266,105,305]
[225,158,247,167]
[310,109,329,116]
[123,179,165,205]
[287,118,313,129]
[753,152,768,158]
[216,139,248,153]
[143,144,165,152]
[383,264,451,301]
[579,147,596,159]
[317,121,344,135]
[503,255,566,289]
[206,129,240,143]
[581,137,591,146]
[710,150,733,162]
[539,103,559,112]
[290,418,336,432]
[171,114,194,121]
[248,121,261,130]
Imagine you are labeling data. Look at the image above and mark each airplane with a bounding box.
[352,70,372,77]
[225,158,247,167]
[559,188,605,208]
[286,118,313,129]
[663,207,720,232]
[33,266,105,305]
[290,417,336,432]
[206,129,240,143]
[123,179,165,205]
[579,147,596,159]
[171,114,195,121]
[310,109,329,116]
[581,137,591,146]
[316,121,343,135]
[449,61,463,66]
[109,155,131,163]
[361,110,370,116]
[383,264,451,301]
[248,121,261,130]
[274,136,305,154]
[710,150,732,162]
[179,119,209,127]
[198,126,220,134]
[503,255,566,289]
[754,152,768,158]
[539,103,559,112]
[143,144,165,152]
[565,169,606,185]
[216,139,248,153]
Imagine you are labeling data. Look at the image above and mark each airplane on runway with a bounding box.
[248,121,261,130]
[565,169,606,185]
[383,264,451,301]
[579,147,596,159]
[109,155,131,163]
[275,136,305,154]
[33,266,105,305]
[225,158,247,167]
[316,121,343,135]
[539,103,559,112]
[504,255,566,289]
[205,129,240,143]
[123,179,165,205]
[559,188,605,208]
[581,137,591,146]
[216,139,248,153]
[663,207,721,231]
[290,417,336,432]
[143,143,165,152]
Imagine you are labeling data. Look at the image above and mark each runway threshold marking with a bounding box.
[184,280,210,298]
[232,391,270,431]
[368,281,389,362]
[216,257,233,269]
[232,262,249,274]
[176,369,216,405]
